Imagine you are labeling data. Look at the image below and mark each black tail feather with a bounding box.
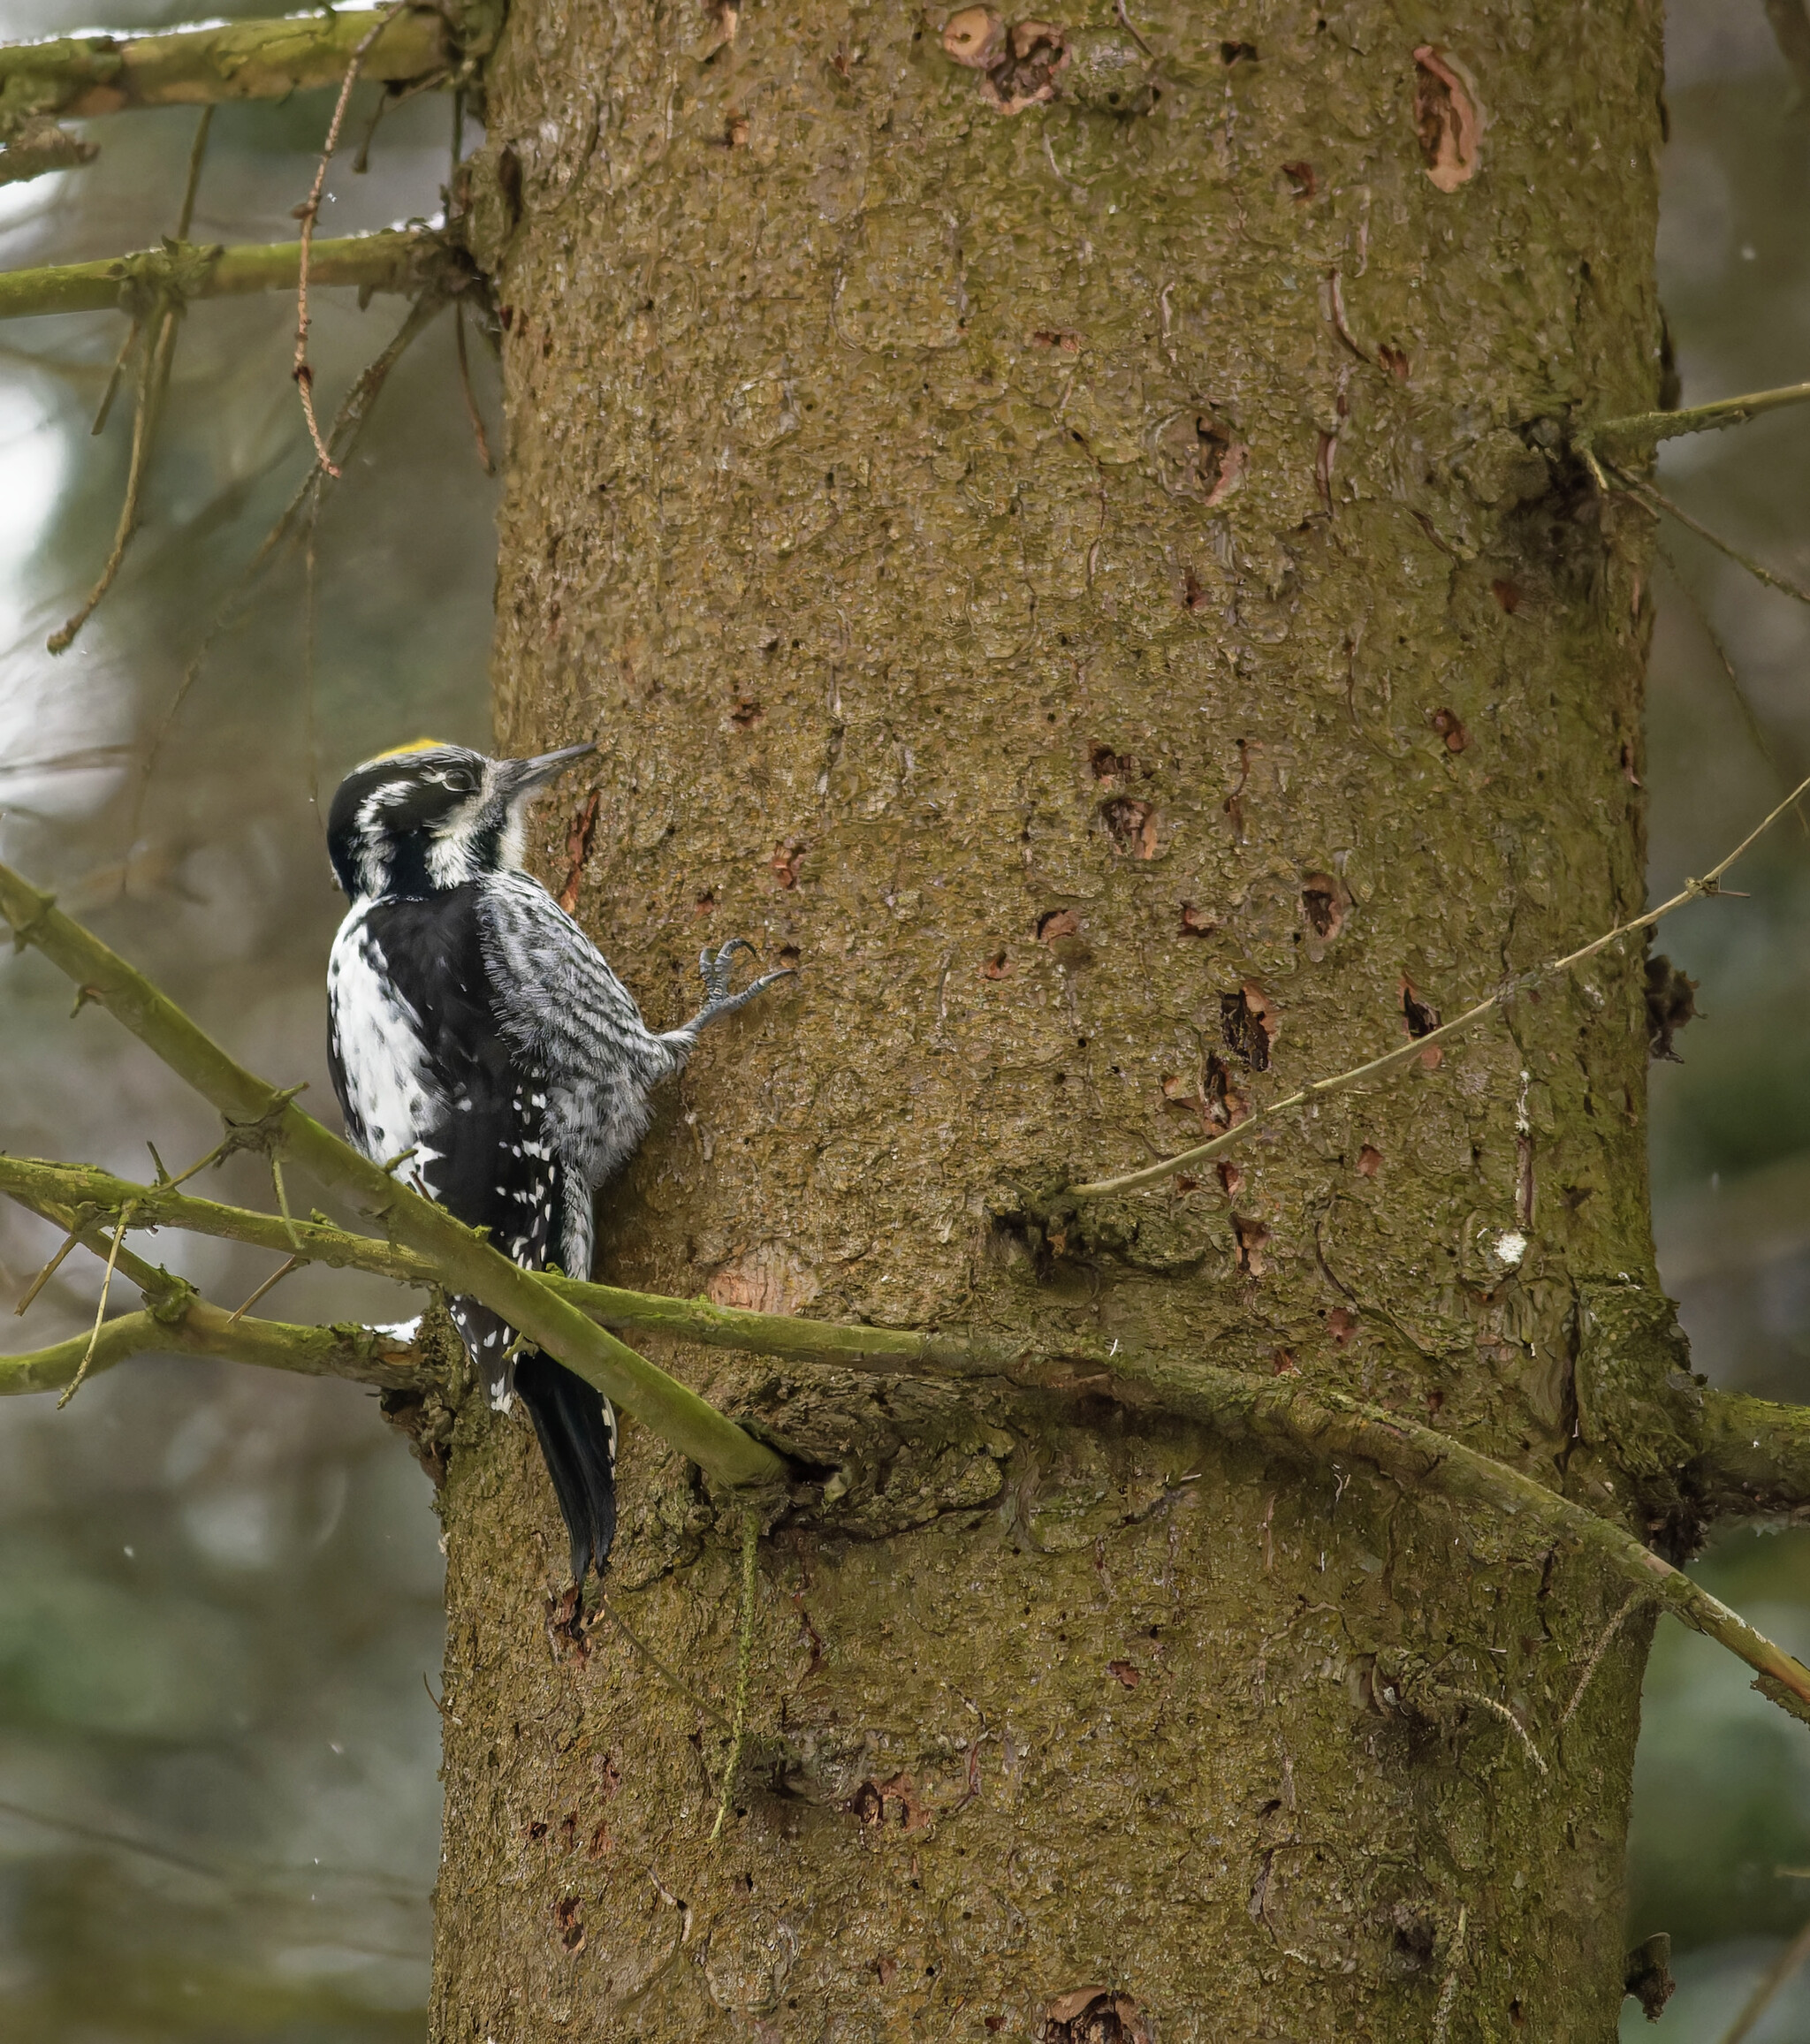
[514,1352,619,1582]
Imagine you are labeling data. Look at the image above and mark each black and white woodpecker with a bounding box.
[324,738,790,1581]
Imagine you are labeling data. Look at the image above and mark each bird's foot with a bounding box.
[696,937,795,1024]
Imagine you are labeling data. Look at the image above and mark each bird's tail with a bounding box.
[513,1353,619,1583]
[447,1297,619,1581]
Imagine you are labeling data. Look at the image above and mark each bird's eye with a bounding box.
[442,770,477,794]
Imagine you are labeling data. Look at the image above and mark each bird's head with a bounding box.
[327,739,596,901]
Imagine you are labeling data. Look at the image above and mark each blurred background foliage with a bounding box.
[1,0,1809,2039]
[0,1,495,2036]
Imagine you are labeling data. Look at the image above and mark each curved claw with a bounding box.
[694,938,796,1024]
[698,936,756,1002]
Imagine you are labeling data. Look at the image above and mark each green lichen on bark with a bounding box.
[435,0,1672,2036]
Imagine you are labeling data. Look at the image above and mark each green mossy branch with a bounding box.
[7,1160,1810,1719]
[1692,1390,1810,1524]
[0,228,441,323]
[0,1303,422,1396]
[1581,376,1810,460]
[0,1153,1052,1379]
[0,859,785,1492]
[0,7,455,182]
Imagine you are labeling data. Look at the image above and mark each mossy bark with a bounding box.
[435,2,1669,2037]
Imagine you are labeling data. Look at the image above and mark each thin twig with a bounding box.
[453,300,494,474]
[1558,1588,1647,1733]
[1654,539,1803,814]
[57,1209,130,1408]
[12,1220,87,1317]
[47,304,178,652]
[1612,466,1810,608]
[303,474,323,829]
[131,283,451,857]
[711,1508,760,1843]
[175,103,213,240]
[1716,1913,1810,2044]
[293,0,413,474]
[224,1253,302,1326]
[1114,0,1155,58]
[594,1597,732,1730]
[1447,1690,1548,1776]
[46,105,211,655]
[1069,765,1810,1197]
[89,313,142,437]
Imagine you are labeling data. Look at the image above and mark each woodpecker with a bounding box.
[324,738,789,1581]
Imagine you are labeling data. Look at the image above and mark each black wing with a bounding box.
[328,885,617,1578]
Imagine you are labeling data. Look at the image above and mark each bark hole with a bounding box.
[1204,1053,1244,1129]
[1099,795,1158,858]
[1220,984,1275,1068]
[1400,978,1441,1038]
[1232,1215,1269,1274]
[1299,872,1343,940]
[1041,1989,1150,2044]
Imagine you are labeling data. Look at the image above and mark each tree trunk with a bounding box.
[435,3,1667,2036]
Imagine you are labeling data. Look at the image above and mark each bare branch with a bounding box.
[1715,1912,1810,2044]
[1067,767,1810,1199]
[9,881,1810,1715]
[0,228,440,323]
[0,862,787,1493]
[292,1,413,475]
[45,106,212,654]
[0,8,453,185]
[0,115,95,186]
[1612,465,1810,607]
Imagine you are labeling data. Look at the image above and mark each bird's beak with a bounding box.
[499,741,597,797]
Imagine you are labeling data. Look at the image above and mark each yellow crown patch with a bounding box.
[371,737,454,761]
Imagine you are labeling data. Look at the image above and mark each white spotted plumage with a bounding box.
[326,902,446,1184]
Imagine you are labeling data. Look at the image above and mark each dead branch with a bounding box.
[1692,1389,1810,1524]
[0,1303,423,1396]
[292,0,414,474]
